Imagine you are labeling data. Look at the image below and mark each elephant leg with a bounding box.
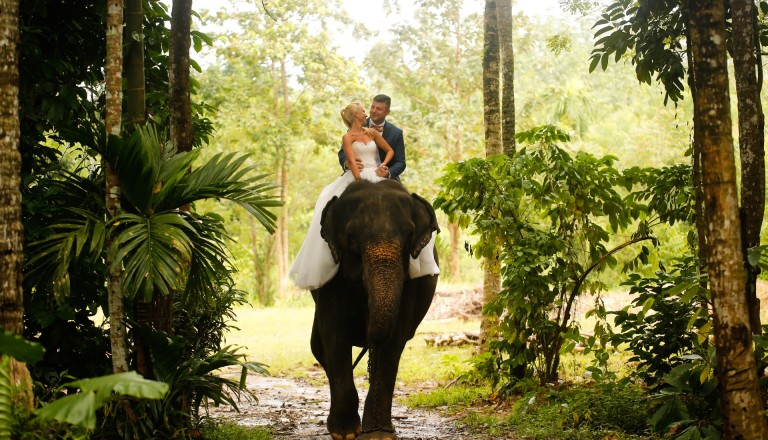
[313,292,362,439]
[360,336,407,439]
[360,282,435,440]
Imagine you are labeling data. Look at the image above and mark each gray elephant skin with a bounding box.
[310,179,439,440]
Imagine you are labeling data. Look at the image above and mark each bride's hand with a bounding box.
[376,165,389,178]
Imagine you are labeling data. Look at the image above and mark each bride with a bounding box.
[289,102,438,290]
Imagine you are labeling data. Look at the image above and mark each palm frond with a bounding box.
[109,212,195,301]
[153,152,281,233]
[26,208,106,300]
[103,125,173,214]
[182,212,236,304]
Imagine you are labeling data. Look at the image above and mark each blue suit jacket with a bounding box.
[337,118,406,180]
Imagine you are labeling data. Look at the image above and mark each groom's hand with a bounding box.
[375,165,389,178]
[345,158,365,171]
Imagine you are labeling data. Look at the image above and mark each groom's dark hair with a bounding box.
[373,94,391,109]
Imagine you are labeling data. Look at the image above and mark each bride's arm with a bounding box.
[342,135,362,180]
[372,131,394,167]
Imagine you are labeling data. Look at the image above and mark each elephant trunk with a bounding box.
[362,239,406,347]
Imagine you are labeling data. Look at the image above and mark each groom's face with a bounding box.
[369,101,390,125]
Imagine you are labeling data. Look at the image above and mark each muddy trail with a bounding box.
[210,368,481,440]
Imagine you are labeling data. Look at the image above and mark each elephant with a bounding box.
[310,179,440,440]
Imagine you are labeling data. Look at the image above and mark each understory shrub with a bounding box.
[506,382,653,439]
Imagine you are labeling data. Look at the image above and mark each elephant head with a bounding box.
[319,180,439,345]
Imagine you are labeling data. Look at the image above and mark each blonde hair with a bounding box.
[341,102,374,136]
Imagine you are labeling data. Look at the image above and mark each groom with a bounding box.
[338,94,406,180]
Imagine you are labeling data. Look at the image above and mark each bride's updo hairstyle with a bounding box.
[341,102,374,136]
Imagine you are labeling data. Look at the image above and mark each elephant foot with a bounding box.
[331,431,360,440]
[330,424,361,440]
[359,430,397,440]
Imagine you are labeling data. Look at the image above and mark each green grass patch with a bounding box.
[225,306,317,376]
[397,380,657,440]
[402,385,489,408]
[199,419,272,440]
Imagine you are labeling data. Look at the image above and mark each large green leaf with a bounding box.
[0,330,44,364]
[35,372,169,431]
[35,392,98,431]
[69,371,169,402]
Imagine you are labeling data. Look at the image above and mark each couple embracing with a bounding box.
[289,94,439,290]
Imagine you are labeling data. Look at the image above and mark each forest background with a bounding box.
[192,0,695,305]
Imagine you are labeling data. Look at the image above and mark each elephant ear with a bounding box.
[320,196,342,263]
[410,193,440,259]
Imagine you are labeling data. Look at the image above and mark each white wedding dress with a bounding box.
[289,140,439,290]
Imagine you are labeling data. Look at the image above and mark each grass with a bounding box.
[402,385,490,409]
[198,419,272,440]
[224,304,482,384]
[223,306,318,377]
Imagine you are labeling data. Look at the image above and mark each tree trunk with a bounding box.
[684,12,709,292]
[275,155,288,296]
[483,0,501,156]
[731,0,764,334]
[0,0,32,409]
[447,221,460,283]
[497,0,515,156]
[278,60,290,295]
[161,0,194,343]
[688,2,768,438]
[170,0,193,154]
[105,0,129,374]
[125,0,145,126]
[125,0,153,377]
[482,0,502,350]
[449,13,464,282]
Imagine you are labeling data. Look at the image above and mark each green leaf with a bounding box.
[35,392,98,430]
[601,52,610,71]
[0,330,44,364]
[66,371,168,403]
[588,55,601,73]
[35,371,169,430]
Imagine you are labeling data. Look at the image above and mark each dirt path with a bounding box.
[210,369,475,439]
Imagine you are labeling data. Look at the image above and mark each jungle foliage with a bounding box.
[435,125,695,385]
[14,0,279,438]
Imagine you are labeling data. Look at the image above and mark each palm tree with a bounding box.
[0,0,33,409]
[169,0,193,154]
[105,0,128,374]
[27,125,280,339]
